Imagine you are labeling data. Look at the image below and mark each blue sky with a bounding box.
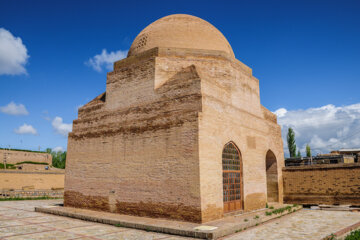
[0,0,359,155]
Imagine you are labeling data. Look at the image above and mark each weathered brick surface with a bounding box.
[65,14,284,223]
[0,171,64,190]
[0,149,52,165]
[283,163,360,205]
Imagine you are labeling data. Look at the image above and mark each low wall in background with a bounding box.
[283,163,360,205]
[0,170,64,191]
[0,149,52,165]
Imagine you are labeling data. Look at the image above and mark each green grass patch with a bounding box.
[0,196,62,201]
[265,205,294,216]
[15,161,49,165]
[0,163,16,169]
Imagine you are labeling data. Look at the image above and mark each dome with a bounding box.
[128,14,234,58]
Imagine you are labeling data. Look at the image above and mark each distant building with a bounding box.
[285,150,357,167]
[331,149,360,163]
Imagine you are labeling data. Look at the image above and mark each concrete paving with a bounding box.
[0,200,360,239]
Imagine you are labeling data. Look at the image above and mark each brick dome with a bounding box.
[128,14,235,58]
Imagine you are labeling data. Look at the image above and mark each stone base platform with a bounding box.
[35,203,302,239]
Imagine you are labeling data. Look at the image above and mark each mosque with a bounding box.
[64,14,284,223]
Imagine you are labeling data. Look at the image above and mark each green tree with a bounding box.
[48,148,67,169]
[297,150,301,158]
[306,144,311,157]
[287,128,297,157]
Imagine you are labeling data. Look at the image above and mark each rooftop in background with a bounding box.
[338,149,360,152]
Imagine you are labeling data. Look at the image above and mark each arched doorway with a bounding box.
[222,142,243,213]
[266,150,279,202]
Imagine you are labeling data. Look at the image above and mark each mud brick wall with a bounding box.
[0,149,52,165]
[283,163,360,205]
[0,171,64,190]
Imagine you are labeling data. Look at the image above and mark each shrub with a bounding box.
[345,229,360,240]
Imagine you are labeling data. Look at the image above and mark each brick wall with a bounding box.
[0,150,52,165]
[283,163,360,205]
[0,171,64,190]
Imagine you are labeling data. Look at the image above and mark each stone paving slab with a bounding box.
[223,210,360,240]
[36,202,302,239]
[0,200,194,240]
[1,200,360,239]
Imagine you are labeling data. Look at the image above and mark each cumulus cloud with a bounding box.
[0,28,29,75]
[0,101,29,115]
[14,123,37,135]
[85,49,127,72]
[274,103,360,156]
[53,146,64,152]
[52,117,72,136]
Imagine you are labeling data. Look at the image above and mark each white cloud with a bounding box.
[0,101,29,115]
[0,28,29,75]
[52,116,72,136]
[274,103,360,156]
[53,146,64,152]
[14,123,37,135]
[85,49,127,72]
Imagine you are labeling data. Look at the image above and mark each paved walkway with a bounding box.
[223,210,360,240]
[0,200,359,239]
[0,200,190,240]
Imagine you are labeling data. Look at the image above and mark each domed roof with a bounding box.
[128,14,234,58]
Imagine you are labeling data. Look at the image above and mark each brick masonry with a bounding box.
[0,149,52,165]
[283,163,360,205]
[64,14,284,223]
[0,170,64,190]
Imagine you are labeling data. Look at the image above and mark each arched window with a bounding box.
[222,142,243,213]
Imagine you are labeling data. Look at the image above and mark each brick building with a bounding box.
[64,14,284,223]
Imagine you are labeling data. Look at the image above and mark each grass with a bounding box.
[265,205,296,216]
[0,196,62,201]
[15,161,49,165]
[114,223,124,227]
[254,215,259,219]
[244,218,248,222]
[0,163,16,169]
